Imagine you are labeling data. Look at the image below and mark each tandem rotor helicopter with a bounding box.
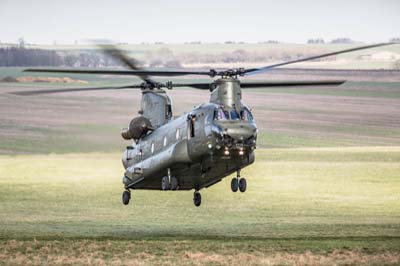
[17,42,395,207]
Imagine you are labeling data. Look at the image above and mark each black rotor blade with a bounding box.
[244,42,395,75]
[170,80,344,90]
[240,80,345,88]
[172,83,211,90]
[97,44,152,82]
[23,68,214,77]
[10,84,142,96]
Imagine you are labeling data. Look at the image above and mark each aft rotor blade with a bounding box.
[23,68,214,77]
[10,85,142,96]
[240,80,345,88]
[244,42,396,76]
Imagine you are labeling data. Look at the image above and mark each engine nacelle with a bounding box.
[121,116,153,140]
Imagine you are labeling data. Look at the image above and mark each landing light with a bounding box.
[239,150,244,156]
[208,144,213,149]
[224,149,230,156]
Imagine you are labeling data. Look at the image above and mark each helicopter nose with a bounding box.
[217,121,257,142]
[225,124,257,141]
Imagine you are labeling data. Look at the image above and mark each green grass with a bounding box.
[0,147,399,264]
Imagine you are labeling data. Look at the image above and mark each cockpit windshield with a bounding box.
[215,107,254,121]
[240,108,254,122]
[230,110,240,120]
[217,108,229,120]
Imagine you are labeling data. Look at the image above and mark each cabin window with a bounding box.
[163,136,167,147]
[165,104,172,119]
[137,149,143,161]
[189,116,195,138]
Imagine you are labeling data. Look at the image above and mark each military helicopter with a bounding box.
[17,42,394,207]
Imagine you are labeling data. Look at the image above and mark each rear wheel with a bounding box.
[231,178,239,192]
[161,176,171,190]
[170,177,179,190]
[122,190,131,205]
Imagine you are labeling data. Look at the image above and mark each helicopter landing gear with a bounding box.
[161,176,179,190]
[162,168,179,190]
[170,177,179,190]
[231,178,239,192]
[231,169,246,193]
[239,177,247,193]
[122,190,131,205]
[161,176,170,190]
[193,191,202,207]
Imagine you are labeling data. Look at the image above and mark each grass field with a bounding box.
[1,68,400,265]
[0,147,399,265]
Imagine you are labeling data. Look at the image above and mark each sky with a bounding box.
[0,0,399,44]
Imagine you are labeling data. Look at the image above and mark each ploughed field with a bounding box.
[1,68,400,154]
[0,69,399,265]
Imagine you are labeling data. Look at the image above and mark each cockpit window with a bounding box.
[240,108,254,121]
[215,107,253,121]
[230,110,240,120]
[216,108,229,120]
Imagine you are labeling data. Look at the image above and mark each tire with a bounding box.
[122,190,130,205]
[170,177,179,190]
[161,176,171,190]
[231,178,239,192]
[239,178,247,193]
[193,192,201,207]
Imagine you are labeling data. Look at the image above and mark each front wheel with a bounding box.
[239,178,247,193]
[231,178,239,192]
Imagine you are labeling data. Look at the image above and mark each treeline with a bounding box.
[0,47,62,67]
[307,38,356,44]
[5,45,394,68]
[1,46,332,68]
[0,47,120,67]
[145,47,331,66]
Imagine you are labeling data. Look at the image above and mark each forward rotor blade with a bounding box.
[171,80,345,90]
[98,44,151,82]
[244,42,396,76]
[23,68,214,77]
[240,80,345,88]
[172,83,211,90]
[10,85,142,96]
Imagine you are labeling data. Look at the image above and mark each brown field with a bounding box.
[1,69,400,153]
[1,240,399,266]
